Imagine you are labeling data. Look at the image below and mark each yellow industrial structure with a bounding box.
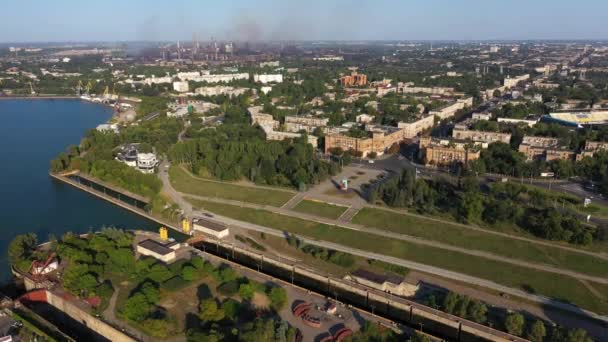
[159,227,169,241]
[181,218,191,234]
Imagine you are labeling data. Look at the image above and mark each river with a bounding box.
[0,99,157,280]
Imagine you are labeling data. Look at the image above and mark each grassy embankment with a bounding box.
[187,197,608,315]
[352,207,608,278]
[169,166,295,207]
[292,199,348,219]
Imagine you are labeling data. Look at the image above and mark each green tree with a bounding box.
[181,265,196,281]
[8,233,38,270]
[527,320,546,342]
[442,292,459,314]
[268,287,287,311]
[466,300,487,323]
[221,298,241,322]
[504,312,525,336]
[122,293,152,322]
[199,299,225,322]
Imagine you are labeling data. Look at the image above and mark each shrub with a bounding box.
[217,280,240,296]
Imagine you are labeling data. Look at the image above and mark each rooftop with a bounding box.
[193,217,228,232]
[138,239,174,256]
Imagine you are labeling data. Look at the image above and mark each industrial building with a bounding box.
[192,217,230,239]
[136,239,180,263]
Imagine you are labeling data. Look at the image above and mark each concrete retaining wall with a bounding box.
[45,290,136,342]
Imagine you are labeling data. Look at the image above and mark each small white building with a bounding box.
[356,114,374,124]
[173,81,190,93]
[96,123,119,133]
[261,86,273,95]
[192,217,229,239]
[136,239,180,263]
[345,269,419,297]
[472,112,492,121]
[137,153,158,173]
[167,106,189,118]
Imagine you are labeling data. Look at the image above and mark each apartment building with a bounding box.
[194,86,249,97]
[324,125,407,157]
[284,115,329,134]
[248,106,318,147]
[339,72,367,86]
[418,137,481,166]
[397,82,455,96]
[397,114,435,139]
[429,98,474,120]
[254,74,283,83]
[452,126,512,144]
[518,136,572,161]
[577,141,608,160]
[504,74,530,88]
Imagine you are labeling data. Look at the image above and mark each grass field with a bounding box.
[292,199,348,219]
[169,166,295,207]
[188,198,608,314]
[352,208,608,278]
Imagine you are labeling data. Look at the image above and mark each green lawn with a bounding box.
[169,166,295,207]
[188,198,608,315]
[292,199,348,219]
[352,208,608,278]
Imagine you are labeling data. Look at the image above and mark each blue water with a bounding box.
[0,99,157,280]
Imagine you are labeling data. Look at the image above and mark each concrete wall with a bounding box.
[45,291,136,342]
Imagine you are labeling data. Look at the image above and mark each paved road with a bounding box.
[158,160,608,324]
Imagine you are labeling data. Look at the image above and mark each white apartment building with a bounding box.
[173,81,189,93]
[429,98,473,120]
[397,114,435,139]
[195,86,249,97]
[503,74,530,88]
[254,74,283,84]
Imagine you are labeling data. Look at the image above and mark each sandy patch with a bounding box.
[251,292,270,309]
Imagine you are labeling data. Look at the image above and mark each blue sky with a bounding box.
[1,0,607,42]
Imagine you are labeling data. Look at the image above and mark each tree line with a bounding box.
[169,124,340,189]
[368,169,606,245]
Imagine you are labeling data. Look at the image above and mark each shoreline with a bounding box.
[0,95,80,100]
